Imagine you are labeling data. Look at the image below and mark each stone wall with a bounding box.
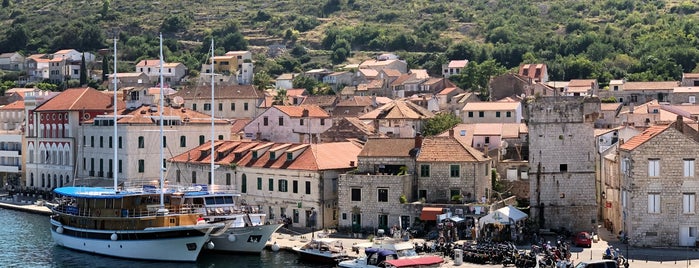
[417,161,489,203]
[527,96,600,232]
[338,174,416,230]
[621,125,699,247]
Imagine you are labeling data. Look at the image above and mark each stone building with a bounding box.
[416,133,491,204]
[338,136,492,233]
[618,118,699,247]
[527,96,600,232]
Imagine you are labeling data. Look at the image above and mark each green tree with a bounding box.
[292,75,317,92]
[0,81,16,94]
[253,72,272,91]
[161,14,192,33]
[273,89,288,105]
[80,53,87,86]
[2,0,10,8]
[100,0,110,18]
[449,60,506,100]
[422,113,461,136]
[102,55,109,81]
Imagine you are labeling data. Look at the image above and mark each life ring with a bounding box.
[95,209,101,217]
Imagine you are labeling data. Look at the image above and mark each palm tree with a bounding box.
[273,89,288,105]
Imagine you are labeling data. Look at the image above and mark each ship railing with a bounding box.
[52,203,207,218]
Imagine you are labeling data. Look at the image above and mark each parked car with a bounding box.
[574,259,618,268]
[573,231,592,247]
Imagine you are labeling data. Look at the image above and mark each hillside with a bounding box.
[1,0,699,87]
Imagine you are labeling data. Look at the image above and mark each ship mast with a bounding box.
[209,39,215,194]
[112,36,118,191]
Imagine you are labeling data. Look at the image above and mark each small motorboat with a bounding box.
[292,238,351,263]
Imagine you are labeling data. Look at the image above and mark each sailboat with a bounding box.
[48,34,221,262]
[177,39,282,253]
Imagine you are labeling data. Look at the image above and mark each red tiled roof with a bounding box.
[448,60,468,68]
[619,124,670,151]
[230,118,251,133]
[381,69,403,77]
[359,138,416,157]
[416,136,488,162]
[36,87,123,111]
[275,105,330,118]
[0,100,24,110]
[568,79,597,87]
[170,140,360,171]
[623,81,678,91]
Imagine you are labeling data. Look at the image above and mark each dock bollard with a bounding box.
[453,249,463,266]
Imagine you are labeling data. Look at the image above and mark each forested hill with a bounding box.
[1,0,699,85]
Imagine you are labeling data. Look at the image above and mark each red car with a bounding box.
[573,231,592,247]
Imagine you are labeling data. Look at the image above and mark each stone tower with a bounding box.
[526,96,600,232]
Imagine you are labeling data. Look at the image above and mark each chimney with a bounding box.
[629,103,634,114]
[448,128,454,137]
[677,115,684,133]
[483,144,489,154]
[415,132,423,148]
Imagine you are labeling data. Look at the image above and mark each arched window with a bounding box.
[60,175,64,187]
[30,173,34,187]
[41,174,45,188]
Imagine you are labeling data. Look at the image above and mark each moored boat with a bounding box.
[292,237,351,263]
[181,188,282,253]
[49,186,219,261]
[49,34,220,262]
[340,238,444,268]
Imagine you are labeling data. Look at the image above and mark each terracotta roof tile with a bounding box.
[619,124,670,151]
[359,100,434,120]
[36,87,123,111]
[170,140,360,171]
[230,118,251,133]
[275,105,330,118]
[568,79,597,87]
[416,136,487,162]
[301,95,337,107]
[623,81,678,91]
[0,100,24,110]
[448,60,468,68]
[359,138,416,157]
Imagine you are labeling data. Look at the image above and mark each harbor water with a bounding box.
[0,208,328,268]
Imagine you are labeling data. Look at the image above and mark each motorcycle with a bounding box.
[603,246,629,268]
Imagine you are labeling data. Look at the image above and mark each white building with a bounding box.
[135,59,188,86]
[24,87,113,190]
[168,140,362,229]
[244,105,332,143]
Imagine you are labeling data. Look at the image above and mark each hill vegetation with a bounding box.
[1,0,699,90]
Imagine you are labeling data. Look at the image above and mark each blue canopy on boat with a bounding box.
[53,186,165,199]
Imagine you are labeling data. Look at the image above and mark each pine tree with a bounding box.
[80,53,87,86]
[102,55,109,82]
[2,0,10,8]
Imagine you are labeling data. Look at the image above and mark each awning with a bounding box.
[384,256,443,267]
[479,205,528,226]
[419,207,443,221]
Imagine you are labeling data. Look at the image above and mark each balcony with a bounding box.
[89,171,94,176]
[97,171,104,177]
